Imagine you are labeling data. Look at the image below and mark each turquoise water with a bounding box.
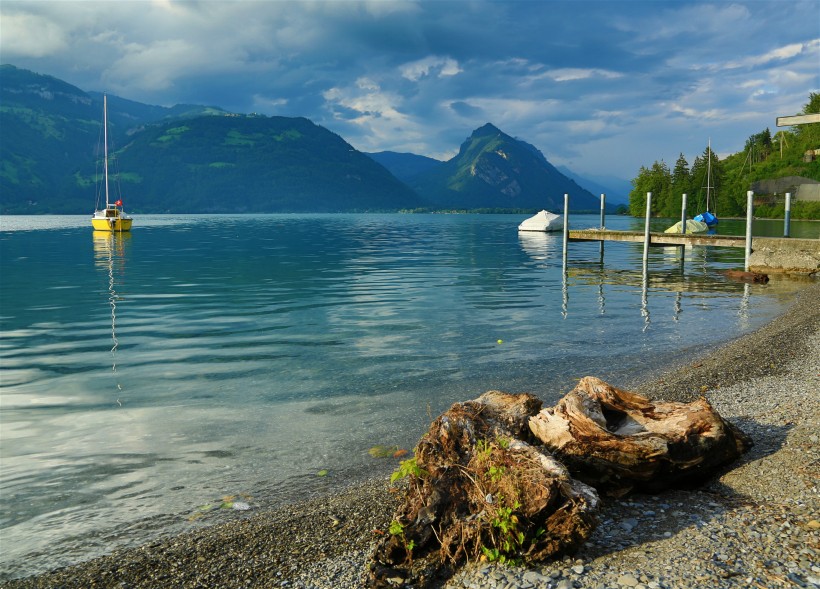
[0,213,815,579]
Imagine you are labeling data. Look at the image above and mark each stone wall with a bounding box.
[750,176,820,199]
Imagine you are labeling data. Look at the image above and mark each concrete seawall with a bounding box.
[748,237,820,275]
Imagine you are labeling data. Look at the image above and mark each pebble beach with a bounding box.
[3,280,818,589]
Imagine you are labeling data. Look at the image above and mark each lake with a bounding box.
[0,213,816,579]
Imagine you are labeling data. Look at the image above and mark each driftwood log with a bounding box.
[368,391,600,588]
[528,376,752,496]
[720,269,769,283]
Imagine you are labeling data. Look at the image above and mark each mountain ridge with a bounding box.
[2,65,619,214]
[409,123,605,211]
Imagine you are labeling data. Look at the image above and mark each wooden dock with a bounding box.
[566,229,820,274]
[568,229,747,248]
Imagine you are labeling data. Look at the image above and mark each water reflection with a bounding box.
[561,250,569,319]
[673,291,682,322]
[739,282,751,327]
[518,231,560,263]
[92,232,130,396]
[641,258,650,330]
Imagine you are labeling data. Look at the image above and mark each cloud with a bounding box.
[448,101,484,118]
[539,68,623,83]
[0,11,68,57]
[400,56,462,81]
[0,0,817,179]
[723,39,819,70]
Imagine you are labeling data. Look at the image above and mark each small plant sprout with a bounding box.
[390,455,428,484]
[389,519,416,561]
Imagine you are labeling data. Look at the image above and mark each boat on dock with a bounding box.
[91,94,132,232]
[664,219,709,234]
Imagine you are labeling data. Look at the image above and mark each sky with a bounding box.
[1,0,818,181]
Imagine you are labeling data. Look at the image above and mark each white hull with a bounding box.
[518,210,563,232]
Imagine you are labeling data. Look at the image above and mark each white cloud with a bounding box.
[724,39,818,70]
[400,56,461,82]
[669,103,725,121]
[0,11,68,57]
[104,39,207,92]
[323,77,407,125]
[540,68,623,82]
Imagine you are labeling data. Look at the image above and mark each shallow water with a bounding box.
[0,213,815,579]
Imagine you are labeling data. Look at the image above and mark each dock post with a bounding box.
[562,193,569,269]
[784,192,792,238]
[599,193,606,260]
[643,192,652,263]
[680,193,688,235]
[744,191,754,271]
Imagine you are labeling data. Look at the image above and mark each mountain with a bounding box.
[366,151,443,183]
[556,166,631,205]
[1,65,103,212]
[410,124,603,211]
[0,65,232,212]
[88,115,427,213]
[0,65,426,213]
[2,65,612,214]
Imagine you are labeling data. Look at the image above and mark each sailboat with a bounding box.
[693,139,718,228]
[91,94,133,232]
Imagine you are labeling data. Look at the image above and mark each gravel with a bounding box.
[3,281,818,589]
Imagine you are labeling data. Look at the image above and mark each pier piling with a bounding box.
[784,192,792,238]
[745,191,754,271]
[643,192,652,263]
[599,193,606,259]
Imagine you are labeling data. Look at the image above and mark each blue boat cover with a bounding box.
[693,211,718,226]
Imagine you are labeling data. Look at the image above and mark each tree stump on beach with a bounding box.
[528,376,752,497]
[368,391,600,588]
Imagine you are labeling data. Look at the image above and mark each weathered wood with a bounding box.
[369,391,599,588]
[720,269,769,283]
[528,376,752,497]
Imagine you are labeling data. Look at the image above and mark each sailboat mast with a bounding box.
[104,94,110,208]
[706,138,712,212]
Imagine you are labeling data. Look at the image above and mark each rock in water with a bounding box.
[528,376,752,497]
[368,391,599,588]
[720,269,769,283]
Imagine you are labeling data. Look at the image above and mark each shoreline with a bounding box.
[3,281,818,589]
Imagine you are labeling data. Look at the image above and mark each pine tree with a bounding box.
[668,153,690,217]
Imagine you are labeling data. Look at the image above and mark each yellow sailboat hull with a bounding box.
[91,217,133,232]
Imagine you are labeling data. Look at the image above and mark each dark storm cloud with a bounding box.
[1,0,817,177]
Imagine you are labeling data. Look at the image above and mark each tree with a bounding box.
[794,92,820,148]
[667,153,691,217]
[628,161,670,217]
[689,146,722,214]
[745,129,773,163]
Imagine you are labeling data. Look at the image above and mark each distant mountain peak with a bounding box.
[410,123,602,211]
[471,122,503,137]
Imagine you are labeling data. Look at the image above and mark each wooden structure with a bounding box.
[568,229,747,248]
